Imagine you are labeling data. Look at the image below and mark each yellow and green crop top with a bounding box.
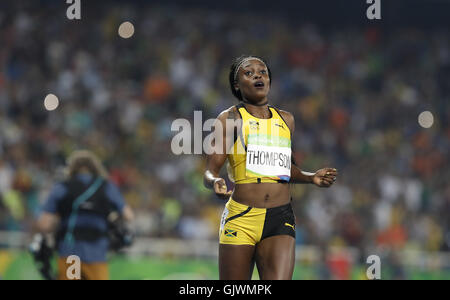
[227,103,292,184]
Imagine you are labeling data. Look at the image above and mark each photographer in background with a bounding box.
[34,150,134,280]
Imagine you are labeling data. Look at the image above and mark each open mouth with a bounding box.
[254,81,265,88]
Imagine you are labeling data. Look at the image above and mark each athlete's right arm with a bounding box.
[204,108,236,199]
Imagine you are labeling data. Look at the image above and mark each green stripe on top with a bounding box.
[247,134,291,148]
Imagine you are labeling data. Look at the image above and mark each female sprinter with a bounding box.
[204,55,338,280]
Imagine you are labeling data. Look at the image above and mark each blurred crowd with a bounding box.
[0,2,449,271]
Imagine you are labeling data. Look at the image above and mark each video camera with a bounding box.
[107,211,134,252]
[29,233,55,280]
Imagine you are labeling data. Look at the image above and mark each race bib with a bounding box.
[245,134,291,181]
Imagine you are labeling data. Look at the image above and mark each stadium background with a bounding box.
[0,0,449,279]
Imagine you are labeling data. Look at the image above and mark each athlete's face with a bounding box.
[235,59,270,103]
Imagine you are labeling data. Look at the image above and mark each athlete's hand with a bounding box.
[213,178,232,199]
[312,168,338,188]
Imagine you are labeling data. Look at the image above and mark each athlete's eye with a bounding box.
[260,70,267,74]
[245,71,252,76]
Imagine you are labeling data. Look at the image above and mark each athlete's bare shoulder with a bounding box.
[275,108,295,132]
[217,105,240,122]
[278,109,294,120]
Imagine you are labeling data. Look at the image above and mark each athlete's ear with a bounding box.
[234,82,239,91]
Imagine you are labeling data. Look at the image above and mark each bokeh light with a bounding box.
[418,111,434,128]
[118,21,135,39]
[44,94,59,111]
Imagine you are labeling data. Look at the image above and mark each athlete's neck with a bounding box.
[242,101,271,119]
[241,97,268,107]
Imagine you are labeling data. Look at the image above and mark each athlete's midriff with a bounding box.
[232,182,290,208]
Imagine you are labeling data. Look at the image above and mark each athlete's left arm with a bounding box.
[279,110,338,187]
